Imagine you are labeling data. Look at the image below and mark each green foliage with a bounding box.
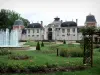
[0,9,20,30]
[45,62,58,68]
[36,41,40,50]
[20,17,30,27]
[0,9,30,30]
[0,44,100,75]
[98,48,100,52]
[80,36,91,56]
[60,49,68,57]
[80,26,96,35]
[8,54,30,60]
[0,48,12,55]
[0,60,85,73]
[60,47,83,57]
[41,41,44,47]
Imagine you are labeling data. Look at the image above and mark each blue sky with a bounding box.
[0,0,100,26]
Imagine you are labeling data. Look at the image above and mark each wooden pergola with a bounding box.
[83,31,100,67]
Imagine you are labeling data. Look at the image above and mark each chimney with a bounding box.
[41,21,43,26]
[76,19,78,24]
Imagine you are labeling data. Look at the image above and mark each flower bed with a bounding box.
[0,62,87,73]
[8,54,30,60]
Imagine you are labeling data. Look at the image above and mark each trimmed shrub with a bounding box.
[60,49,68,57]
[41,41,44,47]
[36,41,40,50]
[63,40,66,44]
[69,47,83,57]
[60,47,83,57]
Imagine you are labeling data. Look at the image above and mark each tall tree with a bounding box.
[7,10,21,30]
[20,17,30,27]
[0,9,30,30]
[0,9,8,30]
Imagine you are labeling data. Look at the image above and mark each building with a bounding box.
[85,13,97,27]
[14,14,97,41]
[13,19,25,40]
[26,22,44,40]
[44,17,78,41]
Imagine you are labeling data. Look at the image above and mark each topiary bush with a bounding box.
[63,40,66,44]
[41,41,44,47]
[36,41,40,50]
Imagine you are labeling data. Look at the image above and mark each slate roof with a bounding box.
[85,14,96,23]
[27,23,43,28]
[54,17,60,21]
[61,21,77,27]
[14,19,24,26]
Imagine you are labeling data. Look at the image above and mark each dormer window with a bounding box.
[62,29,65,33]
[67,29,70,33]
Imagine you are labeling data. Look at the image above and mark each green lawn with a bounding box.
[0,43,100,75]
[0,44,83,66]
[24,41,56,46]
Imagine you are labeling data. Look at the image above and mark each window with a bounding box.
[37,35,39,37]
[33,29,34,33]
[28,29,30,33]
[62,29,65,33]
[37,29,39,33]
[62,35,65,37]
[32,35,34,37]
[67,33,70,36]
[72,28,75,33]
[28,35,30,37]
[67,29,70,33]
[73,34,75,36]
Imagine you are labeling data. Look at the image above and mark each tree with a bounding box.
[0,9,30,31]
[36,41,40,50]
[41,41,44,47]
[0,9,21,30]
[63,40,66,44]
[0,9,8,30]
[20,17,30,27]
[80,26,96,67]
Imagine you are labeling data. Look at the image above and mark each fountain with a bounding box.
[0,29,19,47]
[0,28,29,50]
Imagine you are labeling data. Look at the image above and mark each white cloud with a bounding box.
[0,0,100,26]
